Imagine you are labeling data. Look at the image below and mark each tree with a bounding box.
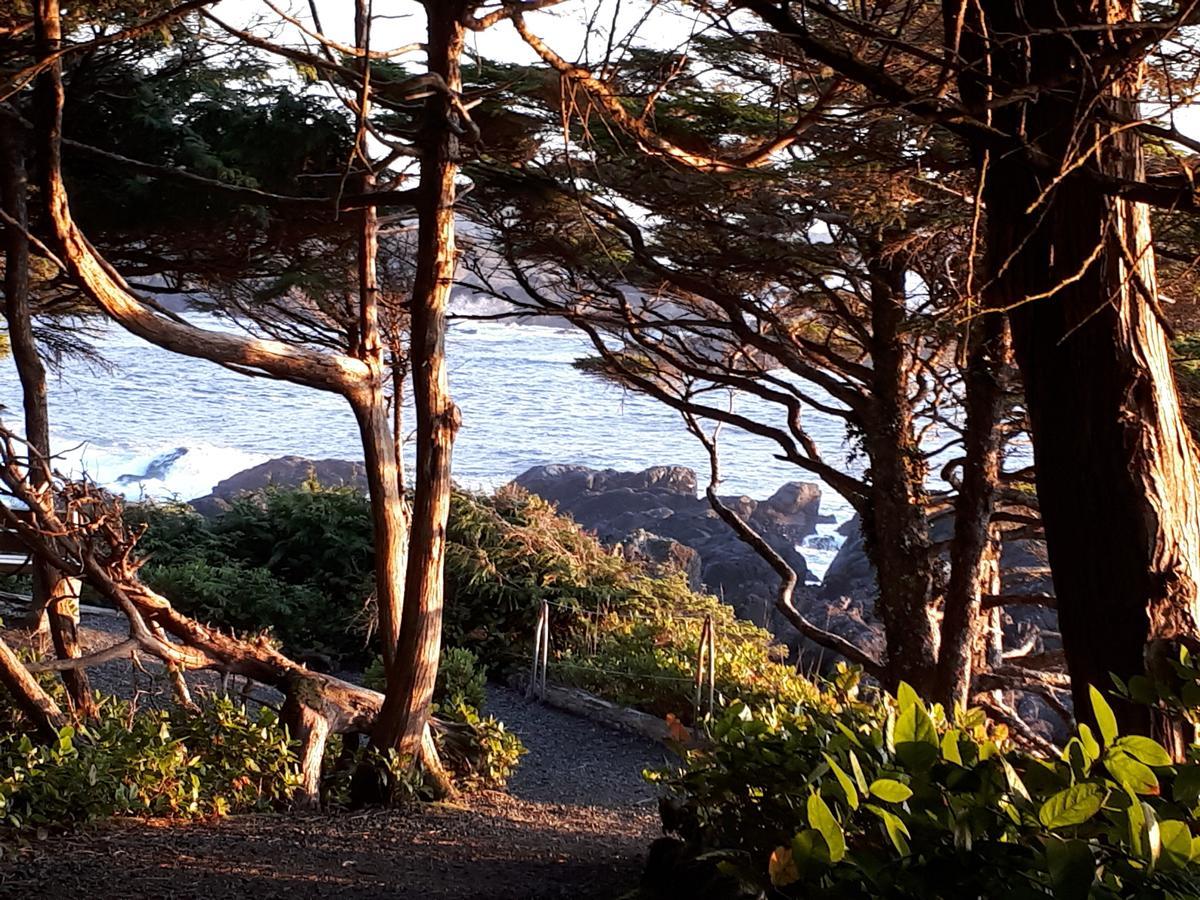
[506,0,1200,745]
[463,29,1042,724]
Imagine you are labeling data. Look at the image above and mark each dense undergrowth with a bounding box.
[129,482,819,724]
[0,642,521,839]
[645,667,1200,899]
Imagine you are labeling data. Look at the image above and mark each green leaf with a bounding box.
[866,804,910,856]
[823,754,859,810]
[848,750,869,795]
[1105,751,1160,795]
[807,792,846,863]
[895,703,937,747]
[1038,784,1105,829]
[1077,724,1100,763]
[1160,820,1195,870]
[941,729,963,765]
[1089,686,1118,746]
[791,828,831,872]
[1044,839,1095,900]
[1173,764,1200,805]
[1113,735,1172,768]
[1126,787,1145,857]
[896,681,921,712]
[1001,757,1032,803]
[869,779,913,803]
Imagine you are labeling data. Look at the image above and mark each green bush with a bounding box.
[436,700,526,790]
[436,647,488,709]
[445,486,821,723]
[648,672,1200,899]
[0,694,298,832]
[129,485,375,665]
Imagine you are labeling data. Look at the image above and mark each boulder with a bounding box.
[818,514,1060,663]
[188,456,368,517]
[750,482,823,539]
[510,464,825,646]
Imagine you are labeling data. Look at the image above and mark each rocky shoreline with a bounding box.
[184,455,1060,726]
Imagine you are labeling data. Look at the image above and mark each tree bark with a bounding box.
[936,314,1009,709]
[957,1,1200,752]
[862,254,939,694]
[0,121,93,717]
[350,386,409,673]
[370,1,464,766]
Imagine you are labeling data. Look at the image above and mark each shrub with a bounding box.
[445,487,821,723]
[0,694,298,833]
[648,673,1200,899]
[129,485,375,665]
[436,647,488,710]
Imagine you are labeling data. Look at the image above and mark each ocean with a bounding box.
[0,309,900,580]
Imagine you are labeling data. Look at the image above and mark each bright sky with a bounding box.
[210,0,703,67]
[208,1,1200,139]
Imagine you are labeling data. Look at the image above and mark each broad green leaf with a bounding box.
[1159,820,1193,870]
[1126,787,1145,857]
[1114,736,1173,768]
[896,681,921,712]
[999,757,1031,804]
[941,729,963,765]
[866,804,910,856]
[807,792,846,863]
[791,828,831,872]
[1105,751,1160,795]
[869,779,913,803]
[1174,765,1200,805]
[895,703,938,747]
[1077,724,1100,763]
[1044,839,1095,900]
[823,754,859,810]
[1143,802,1161,868]
[1038,784,1104,829]
[1089,686,1118,746]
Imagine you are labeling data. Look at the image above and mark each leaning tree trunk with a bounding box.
[0,125,93,717]
[369,2,464,768]
[959,0,1200,753]
[862,254,940,694]
[936,314,1010,710]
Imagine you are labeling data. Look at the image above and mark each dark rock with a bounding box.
[510,464,825,647]
[750,482,823,539]
[619,530,703,591]
[819,514,1060,662]
[188,455,368,517]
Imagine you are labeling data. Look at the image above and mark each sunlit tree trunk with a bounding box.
[369,0,463,767]
[862,255,939,693]
[937,315,1009,709]
[956,0,1200,752]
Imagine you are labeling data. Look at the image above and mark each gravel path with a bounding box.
[0,614,670,899]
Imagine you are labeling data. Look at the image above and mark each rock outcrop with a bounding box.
[511,464,823,637]
[188,456,369,517]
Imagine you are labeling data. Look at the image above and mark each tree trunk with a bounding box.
[960,1,1200,752]
[936,315,1009,709]
[369,2,464,766]
[0,122,93,717]
[863,255,939,694]
[350,387,409,672]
